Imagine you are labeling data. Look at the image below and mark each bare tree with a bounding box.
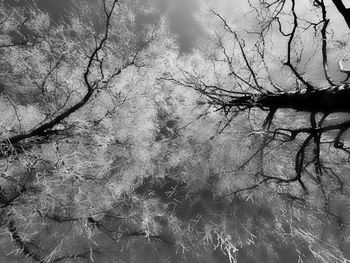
[166,0,350,194]
[0,0,166,261]
[161,3,350,260]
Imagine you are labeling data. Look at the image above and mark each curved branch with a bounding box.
[331,0,350,30]
[285,0,315,91]
[314,0,336,85]
[0,0,120,155]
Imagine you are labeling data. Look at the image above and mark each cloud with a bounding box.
[153,0,202,54]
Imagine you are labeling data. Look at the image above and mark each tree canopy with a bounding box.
[1,0,350,262]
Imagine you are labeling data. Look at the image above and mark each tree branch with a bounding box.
[331,0,350,29]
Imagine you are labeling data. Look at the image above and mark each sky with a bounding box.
[11,0,350,59]
[155,0,202,53]
[10,0,262,54]
[13,0,204,54]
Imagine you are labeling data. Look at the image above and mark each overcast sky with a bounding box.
[13,0,350,56]
[15,0,203,53]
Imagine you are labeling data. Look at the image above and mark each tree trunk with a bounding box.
[227,85,350,113]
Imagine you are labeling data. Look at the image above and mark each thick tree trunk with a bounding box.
[227,85,350,113]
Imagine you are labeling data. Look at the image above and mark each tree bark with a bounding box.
[226,85,350,113]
